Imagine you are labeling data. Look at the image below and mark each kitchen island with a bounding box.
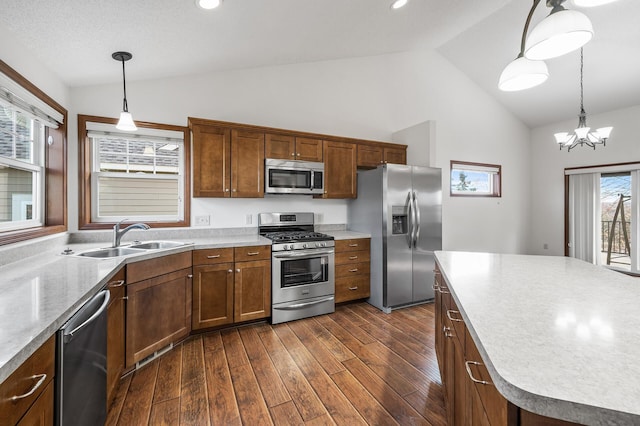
[434,251,640,425]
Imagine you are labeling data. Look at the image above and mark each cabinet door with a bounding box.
[265,134,295,160]
[106,269,125,406]
[231,130,265,198]
[234,259,271,322]
[357,144,384,168]
[434,268,445,380]
[16,380,53,426]
[192,263,234,329]
[384,147,407,165]
[192,125,231,197]
[295,137,323,161]
[126,268,192,367]
[323,140,357,198]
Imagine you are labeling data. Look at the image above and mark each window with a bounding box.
[450,161,501,197]
[78,115,190,229]
[0,60,67,245]
[566,162,640,274]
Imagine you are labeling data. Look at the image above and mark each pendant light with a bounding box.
[554,48,612,151]
[524,0,593,61]
[112,51,137,132]
[499,0,549,92]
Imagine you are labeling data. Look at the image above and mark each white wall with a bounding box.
[69,49,531,252]
[530,104,640,256]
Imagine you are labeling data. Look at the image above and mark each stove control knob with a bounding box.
[283,245,289,251]
[289,244,294,250]
[302,244,307,249]
[316,242,321,248]
[322,242,327,247]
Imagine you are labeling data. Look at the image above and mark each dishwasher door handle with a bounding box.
[64,290,110,342]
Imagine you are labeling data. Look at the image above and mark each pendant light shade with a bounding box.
[499,56,549,91]
[525,8,593,60]
[117,111,137,131]
[112,51,137,132]
[572,0,619,6]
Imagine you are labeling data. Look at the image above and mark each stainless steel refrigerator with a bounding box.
[348,164,442,312]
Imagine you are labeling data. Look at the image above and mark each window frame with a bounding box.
[78,114,191,230]
[450,160,502,198]
[0,60,67,246]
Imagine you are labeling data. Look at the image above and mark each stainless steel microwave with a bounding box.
[265,158,324,195]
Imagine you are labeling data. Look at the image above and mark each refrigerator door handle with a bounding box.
[413,191,421,247]
[406,190,413,248]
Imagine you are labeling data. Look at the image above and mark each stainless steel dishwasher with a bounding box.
[55,288,110,426]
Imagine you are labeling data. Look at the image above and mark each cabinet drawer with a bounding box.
[335,250,370,265]
[335,275,370,303]
[234,245,271,262]
[193,248,234,265]
[464,328,507,426]
[335,238,370,252]
[0,335,55,426]
[127,251,192,283]
[336,262,370,278]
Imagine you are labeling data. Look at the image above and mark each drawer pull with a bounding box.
[247,252,260,256]
[438,285,450,294]
[206,254,221,259]
[443,326,453,338]
[348,268,358,272]
[108,279,125,288]
[228,269,233,273]
[446,310,463,322]
[432,282,439,291]
[349,256,358,260]
[187,274,193,278]
[11,374,47,401]
[348,243,359,247]
[348,286,358,291]
[465,361,492,385]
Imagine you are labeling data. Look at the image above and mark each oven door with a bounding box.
[272,248,335,304]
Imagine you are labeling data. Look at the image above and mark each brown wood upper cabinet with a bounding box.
[191,122,264,198]
[322,140,357,199]
[265,134,323,162]
[357,143,407,168]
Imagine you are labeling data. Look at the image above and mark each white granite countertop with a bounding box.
[0,233,271,384]
[434,251,640,425]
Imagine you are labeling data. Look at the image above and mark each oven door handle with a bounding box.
[273,296,335,310]
[273,249,335,258]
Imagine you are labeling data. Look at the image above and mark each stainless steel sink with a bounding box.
[76,247,147,258]
[129,241,189,250]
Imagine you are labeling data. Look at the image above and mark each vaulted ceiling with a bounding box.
[2,0,638,128]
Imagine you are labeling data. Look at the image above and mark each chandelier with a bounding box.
[554,48,612,151]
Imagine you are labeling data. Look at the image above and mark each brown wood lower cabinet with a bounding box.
[0,336,55,426]
[192,246,271,330]
[126,252,192,368]
[106,268,126,406]
[335,238,371,303]
[434,264,582,426]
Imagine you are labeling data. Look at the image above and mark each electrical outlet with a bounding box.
[195,215,210,226]
[246,214,252,225]
[543,243,549,250]
[316,213,324,223]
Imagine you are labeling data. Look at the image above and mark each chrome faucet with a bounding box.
[112,219,150,247]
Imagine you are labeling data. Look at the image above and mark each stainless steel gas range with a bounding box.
[258,212,335,324]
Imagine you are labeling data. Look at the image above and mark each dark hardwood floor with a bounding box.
[106,302,446,425]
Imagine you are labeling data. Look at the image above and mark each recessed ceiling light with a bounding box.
[197,0,222,10]
[390,0,408,10]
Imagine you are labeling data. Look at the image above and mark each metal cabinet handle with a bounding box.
[348,243,359,247]
[291,153,295,156]
[465,361,492,385]
[122,296,129,300]
[225,189,229,192]
[246,252,259,256]
[108,279,125,288]
[348,286,358,291]
[438,285,450,294]
[443,326,453,338]
[296,153,300,156]
[236,269,240,273]
[228,269,233,273]
[349,256,358,260]
[11,374,47,401]
[207,254,221,259]
[432,282,440,291]
[348,268,358,272]
[187,274,193,278]
[232,189,237,192]
[446,310,464,322]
